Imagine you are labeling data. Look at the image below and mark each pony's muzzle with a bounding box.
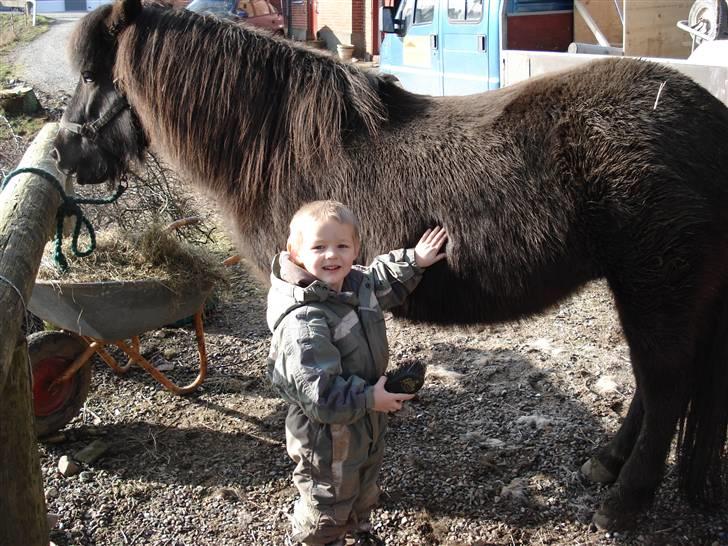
[50,147,75,176]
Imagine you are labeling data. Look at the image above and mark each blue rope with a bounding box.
[1,167,126,272]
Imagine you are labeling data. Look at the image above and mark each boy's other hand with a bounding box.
[415,226,448,268]
[372,376,415,413]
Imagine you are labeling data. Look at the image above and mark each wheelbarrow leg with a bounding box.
[113,308,208,395]
[127,337,141,369]
[49,341,98,388]
[101,343,134,374]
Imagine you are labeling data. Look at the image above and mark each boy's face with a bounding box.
[288,217,359,292]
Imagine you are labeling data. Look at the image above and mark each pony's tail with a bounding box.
[677,286,728,506]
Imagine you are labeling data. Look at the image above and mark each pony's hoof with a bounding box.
[581,457,617,484]
[591,506,637,531]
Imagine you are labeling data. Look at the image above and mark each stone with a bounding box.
[58,455,80,477]
[46,513,60,528]
[593,375,619,395]
[500,478,527,502]
[516,414,553,430]
[74,439,109,464]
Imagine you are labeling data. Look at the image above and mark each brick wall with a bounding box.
[315,0,372,59]
[284,0,379,58]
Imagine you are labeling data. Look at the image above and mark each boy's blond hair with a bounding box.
[287,200,360,251]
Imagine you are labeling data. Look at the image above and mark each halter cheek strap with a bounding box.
[60,94,130,139]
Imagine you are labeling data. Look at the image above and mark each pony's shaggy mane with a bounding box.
[79,4,422,226]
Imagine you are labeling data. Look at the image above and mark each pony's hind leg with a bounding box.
[581,387,643,484]
[590,296,695,530]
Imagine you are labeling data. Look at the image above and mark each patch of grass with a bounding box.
[0,110,45,139]
[0,12,50,56]
[0,12,50,87]
[0,13,51,169]
[0,60,13,82]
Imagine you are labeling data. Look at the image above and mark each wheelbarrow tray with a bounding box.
[28,279,213,341]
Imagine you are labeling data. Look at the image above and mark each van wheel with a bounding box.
[29,331,93,438]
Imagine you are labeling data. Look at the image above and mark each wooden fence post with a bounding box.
[0,344,48,546]
[0,122,68,546]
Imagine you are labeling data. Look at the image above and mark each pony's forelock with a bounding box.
[68,4,115,72]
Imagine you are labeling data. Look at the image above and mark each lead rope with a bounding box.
[1,167,127,271]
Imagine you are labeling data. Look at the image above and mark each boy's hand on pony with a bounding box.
[415,226,448,268]
[372,376,414,413]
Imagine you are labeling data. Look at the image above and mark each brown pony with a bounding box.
[52,0,728,531]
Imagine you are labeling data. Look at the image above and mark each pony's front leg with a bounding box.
[591,353,688,531]
[581,387,644,484]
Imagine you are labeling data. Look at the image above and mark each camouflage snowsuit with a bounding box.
[266,250,424,544]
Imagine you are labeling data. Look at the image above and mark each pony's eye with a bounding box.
[81,71,94,83]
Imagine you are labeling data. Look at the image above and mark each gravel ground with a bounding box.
[2,14,727,546]
[36,258,728,546]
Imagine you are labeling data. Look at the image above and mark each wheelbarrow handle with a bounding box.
[223,254,241,267]
[164,217,203,233]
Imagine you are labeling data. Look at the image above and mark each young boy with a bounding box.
[266,200,447,546]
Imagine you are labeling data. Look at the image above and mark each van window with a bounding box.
[414,0,435,24]
[448,0,483,22]
[396,0,415,29]
[467,0,483,20]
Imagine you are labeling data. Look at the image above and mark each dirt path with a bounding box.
[8,12,83,94]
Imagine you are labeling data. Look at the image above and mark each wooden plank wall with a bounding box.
[575,1,694,58]
[623,0,693,58]
[574,0,624,47]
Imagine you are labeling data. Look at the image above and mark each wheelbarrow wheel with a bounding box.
[28,331,93,438]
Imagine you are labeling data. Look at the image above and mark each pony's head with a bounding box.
[52,0,147,184]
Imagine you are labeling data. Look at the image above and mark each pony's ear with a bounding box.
[108,0,142,35]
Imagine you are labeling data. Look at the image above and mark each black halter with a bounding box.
[59,94,130,140]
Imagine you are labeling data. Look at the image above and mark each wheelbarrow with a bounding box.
[26,277,214,437]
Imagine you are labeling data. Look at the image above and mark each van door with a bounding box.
[379,0,443,95]
[440,0,490,95]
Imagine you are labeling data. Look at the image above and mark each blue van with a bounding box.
[379,0,573,95]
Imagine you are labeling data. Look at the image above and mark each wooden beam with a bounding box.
[0,123,64,390]
[574,0,612,47]
[0,122,67,546]
[0,344,49,546]
[574,0,624,46]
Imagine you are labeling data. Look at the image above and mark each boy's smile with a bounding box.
[289,218,360,292]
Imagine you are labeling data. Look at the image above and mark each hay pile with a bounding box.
[37,225,228,292]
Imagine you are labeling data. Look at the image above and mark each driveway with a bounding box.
[9,12,85,94]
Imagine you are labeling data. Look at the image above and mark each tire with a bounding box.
[29,331,93,438]
[688,0,728,44]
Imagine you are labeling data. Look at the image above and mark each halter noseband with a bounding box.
[60,94,130,140]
